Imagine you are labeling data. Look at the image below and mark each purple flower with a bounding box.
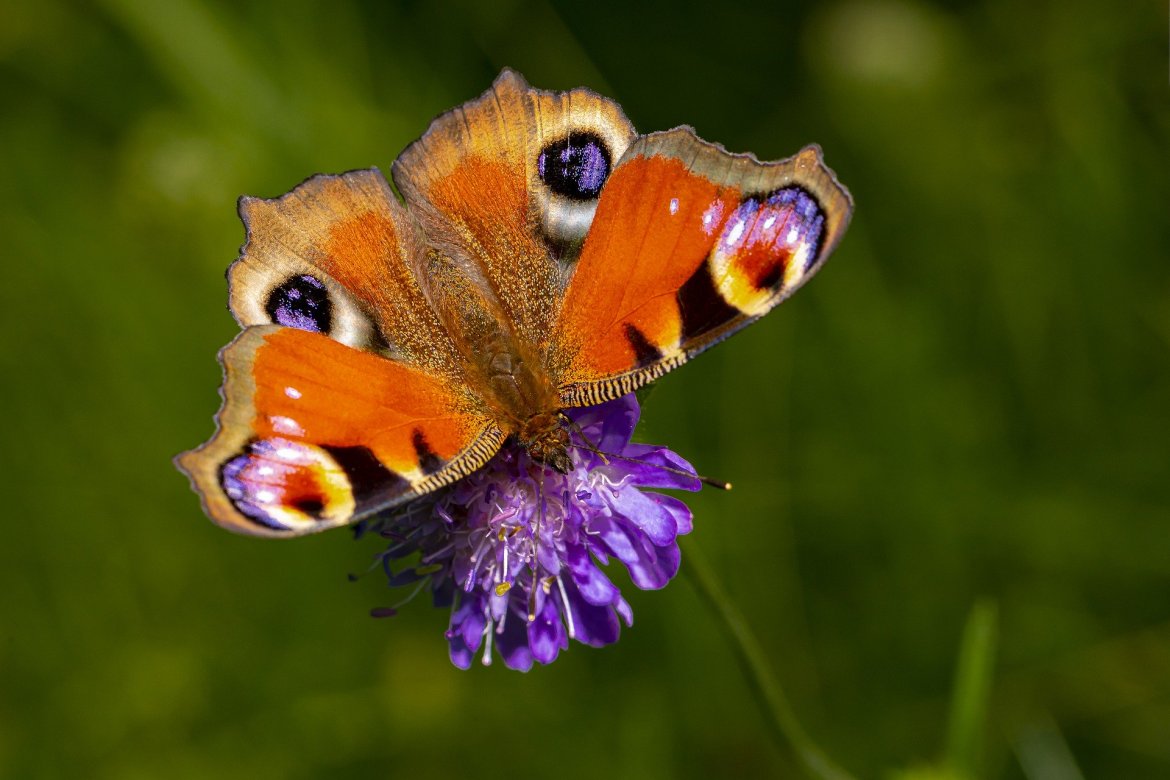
[362,393,702,671]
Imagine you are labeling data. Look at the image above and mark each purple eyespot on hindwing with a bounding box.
[763,188,825,274]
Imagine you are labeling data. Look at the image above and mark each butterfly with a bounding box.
[176,70,853,538]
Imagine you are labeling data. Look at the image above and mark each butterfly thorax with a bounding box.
[482,341,572,473]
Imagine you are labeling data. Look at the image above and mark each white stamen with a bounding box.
[557,575,576,640]
[466,535,491,589]
[496,603,509,635]
[481,614,494,666]
[421,542,454,564]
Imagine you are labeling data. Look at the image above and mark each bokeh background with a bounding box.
[1,1,1166,777]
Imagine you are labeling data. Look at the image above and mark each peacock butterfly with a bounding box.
[176,70,853,537]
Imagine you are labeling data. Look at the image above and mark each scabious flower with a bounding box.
[361,393,702,671]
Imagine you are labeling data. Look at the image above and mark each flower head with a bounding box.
[363,393,702,671]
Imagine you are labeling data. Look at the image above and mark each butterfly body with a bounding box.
[473,333,571,471]
[177,70,853,537]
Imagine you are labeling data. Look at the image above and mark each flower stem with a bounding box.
[682,539,857,780]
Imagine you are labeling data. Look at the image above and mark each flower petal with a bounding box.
[652,493,693,536]
[615,595,633,627]
[565,543,620,606]
[622,443,702,492]
[596,516,680,590]
[446,594,486,669]
[607,486,678,546]
[528,593,569,664]
[563,579,621,647]
[569,394,639,453]
[497,604,535,672]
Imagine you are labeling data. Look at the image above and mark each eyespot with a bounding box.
[537,133,611,201]
[265,274,333,333]
[219,437,355,532]
[706,186,826,316]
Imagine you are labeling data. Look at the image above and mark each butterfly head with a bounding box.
[516,411,572,474]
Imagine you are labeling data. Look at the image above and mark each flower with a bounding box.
[361,393,702,671]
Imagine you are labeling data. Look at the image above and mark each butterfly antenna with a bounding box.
[559,412,609,464]
[564,443,732,491]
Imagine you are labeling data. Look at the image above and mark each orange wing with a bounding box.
[549,129,853,406]
[228,169,463,378]
[176,326,503,537]
[391,70,637,349]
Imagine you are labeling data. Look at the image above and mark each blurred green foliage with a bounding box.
[1,0,1166,777]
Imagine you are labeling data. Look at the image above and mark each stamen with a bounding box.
[435,504,456,529]
[481,612,494,666]
[466,534,492,590]
[496,602,509,635]
[348,548,397,581]
[376,576,431,616]
[529,465,547,622]
[556,575,576,639]
[420,541,454,564]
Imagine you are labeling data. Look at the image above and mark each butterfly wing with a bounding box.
[177,326,503,537]
[390,69,637,351]
[182,169,504,537]
[228,168,463,376]
[181,72,853,536]
[549,129,853,405]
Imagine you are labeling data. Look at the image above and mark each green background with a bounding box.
[1,1,1166,777]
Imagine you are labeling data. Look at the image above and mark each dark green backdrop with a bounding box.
[1,1,1166,778]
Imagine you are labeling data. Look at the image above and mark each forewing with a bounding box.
[391,69,638,350]
[549,129,853,406]
[229,169,463,379]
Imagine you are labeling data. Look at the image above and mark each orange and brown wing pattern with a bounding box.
[229,169,463,379]
[176,326,503,537]
[550,129,853,406]
[391,69,637,347]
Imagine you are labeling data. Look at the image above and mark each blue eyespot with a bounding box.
[537,133,611,201]
[265,274,332,333]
